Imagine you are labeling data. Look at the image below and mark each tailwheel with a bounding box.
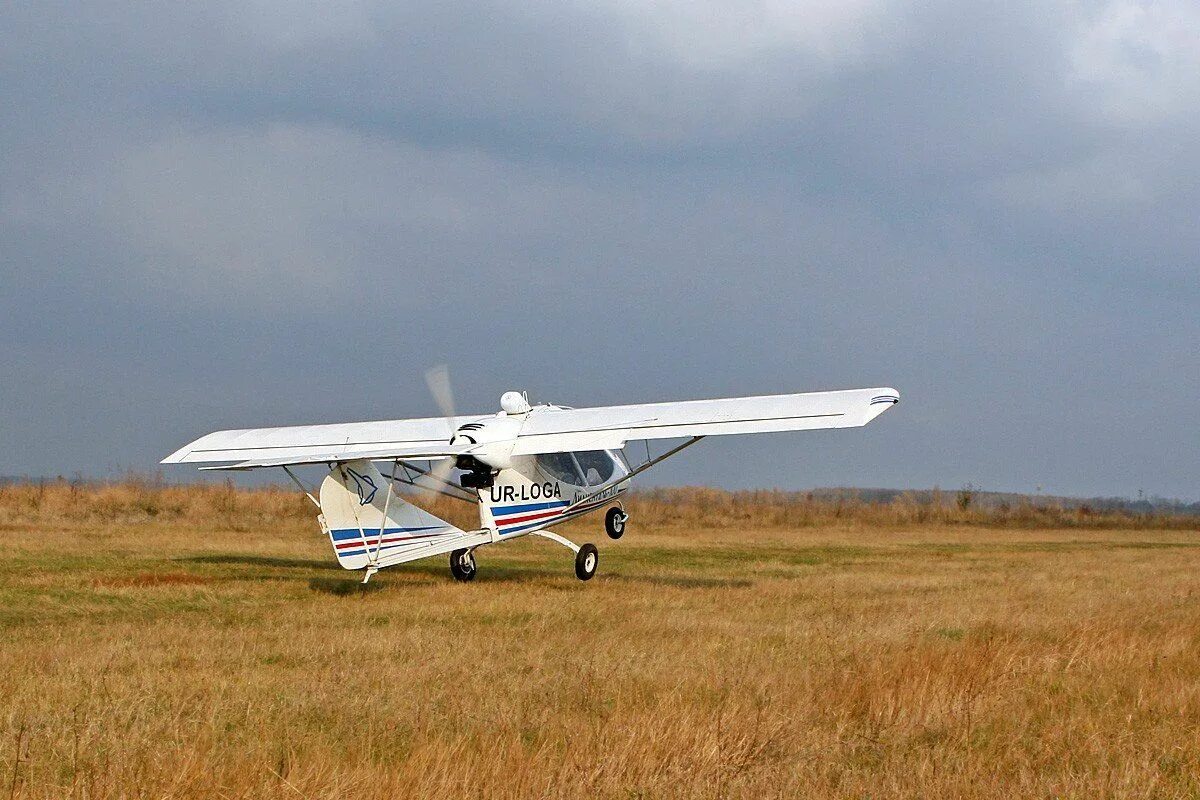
[450,548,477,582]
[604,506,628,540]
[575,543,598,581]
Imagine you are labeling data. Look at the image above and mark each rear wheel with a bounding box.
[575,543,598,581]
[450,548,476,582]
[604,507,627,539]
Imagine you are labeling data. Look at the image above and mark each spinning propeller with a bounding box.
[420,364,462,496]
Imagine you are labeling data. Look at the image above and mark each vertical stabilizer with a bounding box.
[318,459,464,570]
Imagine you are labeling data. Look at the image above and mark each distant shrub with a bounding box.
[956,483,976,511]
[0,476,1195,531]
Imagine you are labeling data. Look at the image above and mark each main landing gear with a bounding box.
[454,504,628,583]
[450,548,477,582]
[452,537,598,582]
[575,544,598,580]
[531,530,599,581]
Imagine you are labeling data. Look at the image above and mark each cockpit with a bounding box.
[536,450,622,488]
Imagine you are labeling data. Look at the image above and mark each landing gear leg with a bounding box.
[450,548,477,582]
[604,506,628,540]
[531,530,599,582]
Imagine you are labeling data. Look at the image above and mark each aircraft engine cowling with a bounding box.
[460,440,516,471]
[449,396,528,475]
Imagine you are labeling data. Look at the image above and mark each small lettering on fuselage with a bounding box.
[588,483,619,503]
[490,482,563,503]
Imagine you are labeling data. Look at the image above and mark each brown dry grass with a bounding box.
[3,479,1195,531]
[2,481,1200,798]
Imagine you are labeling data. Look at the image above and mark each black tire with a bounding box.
[450,548,477,582]
[575,543,598,581]
[604,507,627,540]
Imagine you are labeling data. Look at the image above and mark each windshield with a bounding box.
[537,453,584,486]
[575,450,615,486]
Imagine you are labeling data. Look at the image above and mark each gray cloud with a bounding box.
[1,1,1196,498]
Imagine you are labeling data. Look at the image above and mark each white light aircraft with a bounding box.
[162,371,898,583]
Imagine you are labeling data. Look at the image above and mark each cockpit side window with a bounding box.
[575,450,615,486]
[537,452,584,485]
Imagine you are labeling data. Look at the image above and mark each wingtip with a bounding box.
[869,388,900,406]
[160,446,191,465]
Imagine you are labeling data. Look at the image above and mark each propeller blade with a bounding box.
[427,455,458,495]
[424,364,456,420]
[417,364,461,497]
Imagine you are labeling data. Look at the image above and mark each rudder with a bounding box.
[318,459,463,570]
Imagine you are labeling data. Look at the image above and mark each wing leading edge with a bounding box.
[507,387,898,456]
[161,415,476,468]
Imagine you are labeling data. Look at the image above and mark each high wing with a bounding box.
[161,415,477,468]
[508,387,898,456]
[161,387,898,469]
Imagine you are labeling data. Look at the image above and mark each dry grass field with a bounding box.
[2,480,1200,799]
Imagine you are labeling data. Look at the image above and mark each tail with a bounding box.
[317,460,464,570]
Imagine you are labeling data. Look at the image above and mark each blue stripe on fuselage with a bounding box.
[496,497,611,535]
[490,500,569,517]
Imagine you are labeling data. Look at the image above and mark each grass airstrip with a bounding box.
[2,480,1199,798]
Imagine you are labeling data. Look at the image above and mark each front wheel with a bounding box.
[604,507,627,539]
[574,543,598,581]
[450,548,477,582]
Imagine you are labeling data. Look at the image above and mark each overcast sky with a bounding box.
[2,1,1197,499]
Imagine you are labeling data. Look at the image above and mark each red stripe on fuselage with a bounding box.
[495,497,612,530]
[334,531,447,550]
[493,507,565,527]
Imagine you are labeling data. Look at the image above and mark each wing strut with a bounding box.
[361,459,400,582]
[567,436,704,512]
[395,461,476,503]
[281,465,320,509]
[341,464,376,575]
[621,435,705,484]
